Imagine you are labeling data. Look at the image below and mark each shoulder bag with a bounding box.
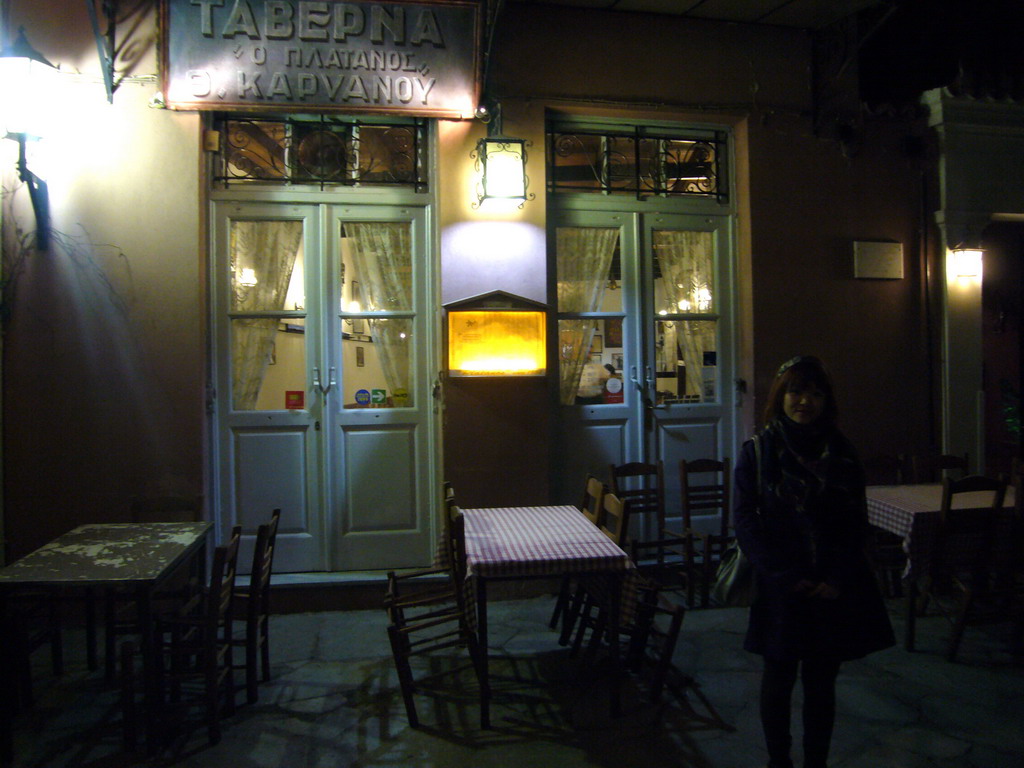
[711,435,760,607]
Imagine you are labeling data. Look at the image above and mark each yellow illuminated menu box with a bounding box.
[448,310,546,376]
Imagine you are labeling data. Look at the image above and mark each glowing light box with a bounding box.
[446,292,547,377]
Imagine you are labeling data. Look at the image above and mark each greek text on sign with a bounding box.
[162,0,482,117]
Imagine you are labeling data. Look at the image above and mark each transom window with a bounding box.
[548,123,727,202]
[212,114,428,191]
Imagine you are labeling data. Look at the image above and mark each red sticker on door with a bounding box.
[285,391,305,409]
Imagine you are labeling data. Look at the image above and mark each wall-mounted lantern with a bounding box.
[446,291,547,377]
[949,246,983,279]
[0,26,59,250]
[471,102,533,210]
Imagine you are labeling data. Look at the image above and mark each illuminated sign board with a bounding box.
[161,0,482,117]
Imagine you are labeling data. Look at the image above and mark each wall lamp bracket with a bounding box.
[86,0,119,103]
[10,132,51,250]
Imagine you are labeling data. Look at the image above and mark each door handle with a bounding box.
[322,367,336,395]
[630,365,641,389]
[312,367,321,392]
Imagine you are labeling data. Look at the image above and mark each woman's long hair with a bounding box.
[762,355,838,429]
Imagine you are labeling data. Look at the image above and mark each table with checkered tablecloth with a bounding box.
[866,483,1017,581]
[866,483,1017,650]
[462,505,637,728]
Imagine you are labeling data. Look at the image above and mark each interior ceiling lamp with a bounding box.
[472,102,533,210]
[0,26,59,250]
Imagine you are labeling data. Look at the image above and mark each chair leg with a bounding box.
[260,617,271,683]
[104,590,118,680]
[559,585,587,647]
[549,576,571,630]
[946,589,974,663]
[246,620,259,704]
[649,606,684,702]
[387,624,419,728]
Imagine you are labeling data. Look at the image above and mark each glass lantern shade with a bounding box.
[0,29,60,138]
[477,137,527,202]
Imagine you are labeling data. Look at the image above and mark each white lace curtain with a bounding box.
[653,229,714,398]
[557,227,620,405]
[344,222,412,401]
[231,220,303,410]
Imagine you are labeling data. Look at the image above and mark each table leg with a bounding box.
[135,586,161,753]
[1,595,13,766]
[607,573,622,718]
[475,577,490,729]
[904,580,917,651]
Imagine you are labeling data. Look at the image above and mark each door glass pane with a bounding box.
[655,319,716,405]
[652,229,714,316]
[559,317,625,405]
[340,222,413,312]
[229,220,304,312]
[232,318,306,410]
[339,220,414,409]
[556,227,621,313]
[342,318,413,408]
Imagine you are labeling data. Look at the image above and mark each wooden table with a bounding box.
[462,505,636,728]
[866,483,1016,650]
[0,522,212,759]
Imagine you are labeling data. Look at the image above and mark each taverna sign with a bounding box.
[161,0,482,117]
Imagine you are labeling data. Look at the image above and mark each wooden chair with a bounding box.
[549,475,606,635]
[385,505,479,728]
[3,590,64,712]
[862,453,906,486]
[232,509,281,704]
[123,527,242,747]
[609,461,665,553]
[566,493,631,653]
[104,495,203,678]
[863,454,908,596]
[679,458,731,608]
[909,452,969,484]
[917,475,1011,661]
[572,584,686,703]
[385,482,460,614]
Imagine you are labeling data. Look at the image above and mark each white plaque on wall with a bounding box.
[853,241,904,279]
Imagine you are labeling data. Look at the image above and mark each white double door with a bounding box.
[553,208,736,539]
[212,202,438,572]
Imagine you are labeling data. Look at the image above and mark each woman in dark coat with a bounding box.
[733,356,894,768]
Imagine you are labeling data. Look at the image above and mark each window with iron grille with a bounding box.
[211,114,428,191]
[547,124,727,202]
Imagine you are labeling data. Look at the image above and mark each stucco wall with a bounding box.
[486,5,935,462]
[2,1,204,558]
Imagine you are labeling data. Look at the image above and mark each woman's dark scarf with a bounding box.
[759,417,862,567]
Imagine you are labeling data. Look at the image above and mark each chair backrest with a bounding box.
[862,454,905,486]
[130,495,202,523]
[248,509,281,613]
[934,474,1007,576]
[598,492,630,546]
[580,475,605,525]
[209,527,242,638]
[679,458,731,537]
[910,452,968,484]
[609,461,665,536]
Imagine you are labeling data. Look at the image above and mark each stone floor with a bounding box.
[7,594,1023,768]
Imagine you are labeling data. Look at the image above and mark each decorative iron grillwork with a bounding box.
[213,115,428,190]
[548,127,727,202]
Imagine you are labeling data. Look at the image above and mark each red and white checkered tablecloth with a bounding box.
[462,505,639,623]
[866,484,1017,581]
